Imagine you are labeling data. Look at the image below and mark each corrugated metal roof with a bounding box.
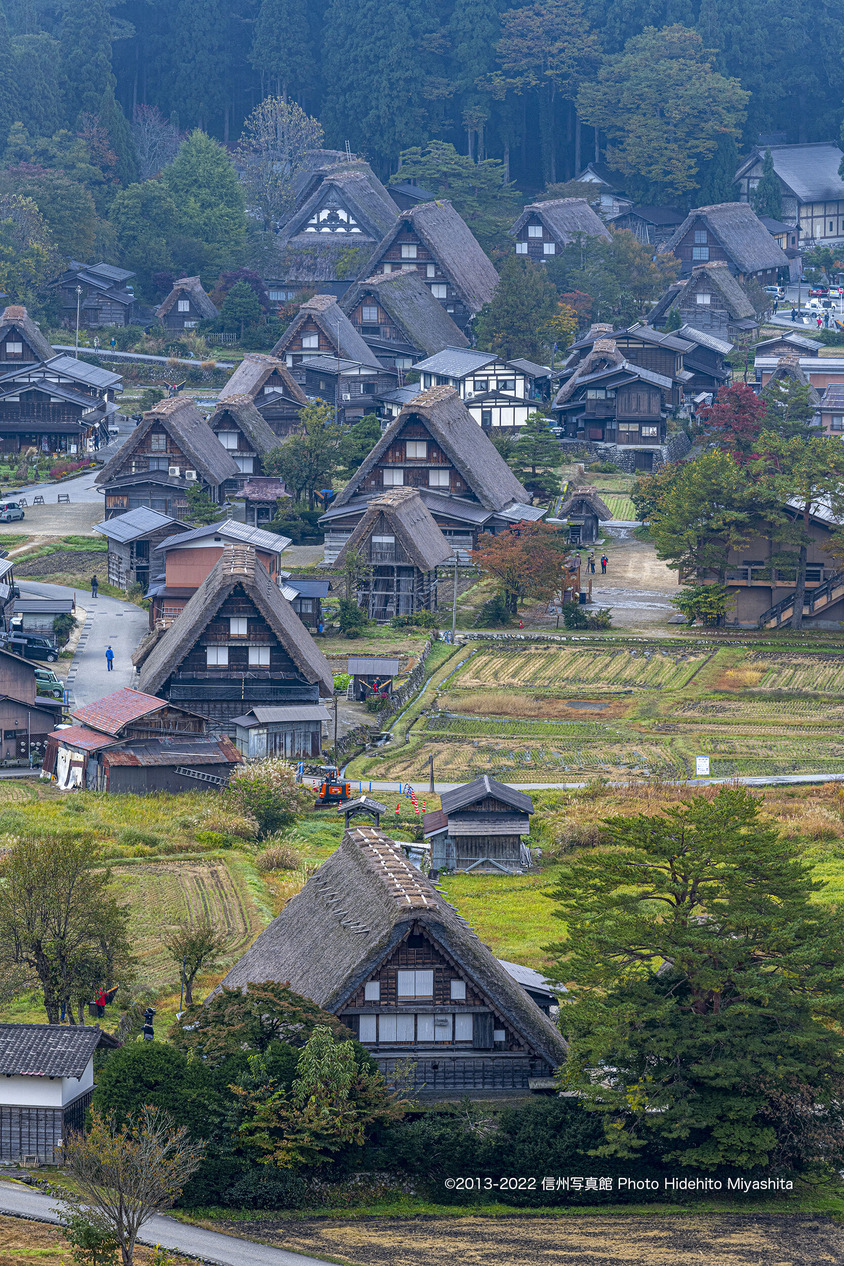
[498,959,559,996]
[739,143,844,204]
[48,725,116,752]
[71,688,170,736]
[287,578,330,598]
[0,1023,106,1078]
[14,597,74,614]
[232,705,330,726]
[45,354,123,388]
[449,813,531,836]
[93,507,183,542]
[414,347,496,378]
[348,657,400,675]
[104,736,242,767]
[155,519,291,554]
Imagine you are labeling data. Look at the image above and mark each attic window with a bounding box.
[694,230,707,244]
[4,342,22,357]
[362,305,378,322]
[430,283,447,299]
[426,264,436,278]
[364,981,381,1001]
[692,247,709,261]
[177,299,190,312]
[528,225,542,238]
[405,441,427,459]
[382,468,403,486]
[429,468,449,487]
[696,293,711,305]
[229,617,247,636]
[397,969,433,997]
[150,432,166,451]
[218,432,238,449]
[401,244,418,260]
[450,979,466,1000]
[301,333,319,349]
[515,242,528,254]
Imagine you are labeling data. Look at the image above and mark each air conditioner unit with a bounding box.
[342,393,352,401]
[184,469,197,481]
[168,465,180,477]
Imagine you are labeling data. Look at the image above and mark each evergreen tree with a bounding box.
[162,130,246,282]
[109,180,178,297]
[447,0,505,160]
[167,0,234,134]
[508,411,561,501]
[221,279,262,335]
[392,140,520,253]
[58,0,115,125]
[98,85,138,186]
[695,134,739,206]
[474,255,558,361]
[0,2,19,154]
[251,0,314,104]
[0,166,99,258]
[751,148,782,220]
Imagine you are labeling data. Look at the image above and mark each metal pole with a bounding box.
[334,690,339,765]
[451,552,458,643]
[74,286,82,354]
[429,752,434,794]
[179,956,185,1012]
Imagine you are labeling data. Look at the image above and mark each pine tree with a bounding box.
[0,2,19,155]
[58,0,115,125]
[11,34,64,139]
[251,0,314,103]
[98,86,138,187]
[751,148,782,220]
[162,130,246,282]
[695,134,739,205]
[474,255,558,361]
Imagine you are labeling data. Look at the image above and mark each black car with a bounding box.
[0,634,58,661]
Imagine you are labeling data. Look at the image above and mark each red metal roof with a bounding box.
[48,726,116,752]
[71,688,168,737]
[103,736,242,767]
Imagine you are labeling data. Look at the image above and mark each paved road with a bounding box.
[0,1181,332,1266]
[17,580,148,708]
[9,467,103,505]
[352,773,844,794]
[53,345,234,369]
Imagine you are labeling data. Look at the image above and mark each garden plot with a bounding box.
[601,492,637,520]
[748,652,844,693]
[452,646,710,692]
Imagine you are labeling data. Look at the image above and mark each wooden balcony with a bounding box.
[725,566,830,587]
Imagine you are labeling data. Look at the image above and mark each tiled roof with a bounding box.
[0,1024,106,1077]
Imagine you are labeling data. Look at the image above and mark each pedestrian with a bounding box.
[105,645,114,672]
[601,554,608,574]
[110,336,116,350]
[90,574,98,597]
[95,987,106,1018]
[825,311,831,328]
[588,551,596,574]
[93,335,100,351]
[818,314,823,329]
[791,307,798,322]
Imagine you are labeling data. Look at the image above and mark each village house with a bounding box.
[659,203,789,285]
[206,396,280,499]
[138,544,334,733]
[216,822,567,1096]
[423,775,534,874]
[671,325,733,397]
[156,276,218,331]
[145,519,291,625]
[298,355,397,425]
[412,347,551,430]
[340,268,468,367]
[610,206,685,247]
[755,332,821,359]
[762,355,820,412]
[96,395,238,520]
[557,486,613,544]
[239,476,289,527]
[511,197,611,260]
[0,1024,118,1162]
[575,162,632,218]
[734,143,844,246]
[42,686,240,793]
[281,577,329,629]
[562,323,692,396]
[268,159,400,299]
[348,656,400,702]
[648,263,759,343]
[817,385,844,437]
[0,305,53,370]
[362,201,499,332]
[755,355,844,394]
[271,295,384,396]
[334,487,453,622]
[93,507,190,591]
[51,262,138,328]
[232,704,329,760]
[216,353,307,440]
[0,645,63,763]
[319,386,542,563]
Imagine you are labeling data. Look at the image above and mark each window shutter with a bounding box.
[473,1011,494,1049]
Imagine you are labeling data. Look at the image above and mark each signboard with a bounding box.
[695,756,710,778]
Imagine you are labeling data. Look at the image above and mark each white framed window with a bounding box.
[4,341,22,356]
[364,981,381,1001]
[382,262,392,273]
[177,298,190,312]
[450,979,466,1000]
[831,415,844,431]
[150,432,166,451]
[229,617,247,636]
[696,292,711,305]
[248,645,271,666]
[359,1015,377,1042]
[429,468,449,487]
[641,425,659,437]
[434,1014,453,1042]
[454,1013,473,1041]
[430,283,447,299]
[406,440,427,459]
[382,467,404,486]
[426,264,436,278]
[268,287,289,302]
[379,1014,415,1042]
[401,243,418,259]
[474,378,489,392]
[515,242,528,254]
[218,431,238,449]
[184,319,198,329]
[397,968,433,997]
[234,455,254,473]
[206,646,228,666]
[543,241,556,255]
[493,1028,506,1042]
[692,246,709,261]
[416,1014,434,1042]
[528,224,542,238]
[301,333,319,349]
[361,305,378,322]
[499,378,516,393]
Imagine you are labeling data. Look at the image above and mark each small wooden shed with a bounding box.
[423,775,534,873]
[231,704,330,760]
[348,656,400,702]
[557,487,613,543]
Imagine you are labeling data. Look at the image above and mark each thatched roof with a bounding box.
[334,487,454,571]
[155,276,218,321]
[660,203,789,275]
[216,823,567,1069]
[366,202,499,314]
[96,395,239,487]
[207,395,280,457]
[271,295,382,369]
[554,340,626,406]
[511,197,611,244]
[139,545,333,698]
[218,353,306,405]
[675,263,755,321]
[0,305,53,362]
[766,354,820,405]
[558,486,614,521]
[280,166,399,246]
[333,386,529,512]
[340,268,468,356]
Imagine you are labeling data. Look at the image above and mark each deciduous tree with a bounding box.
[473,519,568,615]
[163,917,228,1006]
[162,130,246,283]
[0,192,59,304]
[237,96,323,231]
[698,383,768,462]
[0,164,99,258]
[131,105,182,182]
[264,401,343,510]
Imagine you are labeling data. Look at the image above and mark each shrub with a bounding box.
[365,691,391,713]
[227,758,311,837]
[195,829,234,850]
[390,611,439,629]
[117,826,164,850]
[200,360,216,372]
[338,598,370,638]
[561,600,588,628]
[586,607,612,630]
[255,843,301,871]
[333,672,351,692]
[474,592,511,627]
[589,460,621,473]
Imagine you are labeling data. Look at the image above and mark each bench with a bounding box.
[33,495,44,505]
[57,493,70,504]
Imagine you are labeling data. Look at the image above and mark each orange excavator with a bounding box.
[314,765,351,808]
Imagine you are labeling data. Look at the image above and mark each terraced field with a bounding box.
[453,646,710,692]
[601,493,637,520]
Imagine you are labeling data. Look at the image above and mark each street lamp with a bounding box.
[74,285,82,355]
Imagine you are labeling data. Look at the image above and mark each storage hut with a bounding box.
[155,276,218,331]
[348,656,400,702]
[93,507,190,591]
[423,776,534,873]
[231,704,329,760]
[557,487,613,543]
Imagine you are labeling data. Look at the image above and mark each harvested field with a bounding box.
[210,1212,844,1266]
[451,647,710,692]
[0,1214,200,1265]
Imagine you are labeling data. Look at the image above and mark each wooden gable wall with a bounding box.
[283,316,335,359]
[173,585,304,683]
[671,218,731,271]
[0,327,43,365]
[360,416,469,499]
[120,422,195,480]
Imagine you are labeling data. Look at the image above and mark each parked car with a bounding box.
[807,298,834,311]
[828,287,844,298]
[0,634,58,661]
[808,286,829,297]
[0,502,24,522]
[34,666,63,699]
[764,285,784,298]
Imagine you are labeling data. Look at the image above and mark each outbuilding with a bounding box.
[423,775,534,873]
[232,704,330,760]
[348,656,400,702]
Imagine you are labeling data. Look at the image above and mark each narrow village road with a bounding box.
[0,1182,334,1266]
[353,773,844,793]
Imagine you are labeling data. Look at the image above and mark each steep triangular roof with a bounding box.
[218,353,307,405]
[340,269,468,356]
[216,823,567,1069]
[155,276,218,320]
[207,395,280,457]
[365,202,499,314]
[440,775,534,814]
[765,354,820,405]
[660,203,789,275]
[138,545,333,698]
[96,395,239,487]
[334,487,454,571]
[510,197,611,244]
[333,385,529,512]
[280,165,399,245]
[553,339,626,406]
[0,305,53,363]
[271,295,381,368]
[558,486,614,521]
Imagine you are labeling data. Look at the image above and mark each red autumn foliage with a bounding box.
[698,384,767,462]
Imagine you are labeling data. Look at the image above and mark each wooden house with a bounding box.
[269,160,400,298]
[575,161,632,217]
[348,656,400,702]
[156,276,218,331]
[754,356,844,394]
[282,577,329,629]
[232,704,329,760]
[558,487,613,543]
[734,143,844,247]
[300,355,397,424]
[563,322,691,392]
[340,268,468,367]
[216,822,567,1096]
[755,332,820,358]
[146,519,291,625]
[240,476,289,527]
[334,487,453,622]
[0,1024,117,1162]
[216,354,307,440]
[648,263,759,342]
[413,347,550,431]
[319,386,542,563]
[610,206,685,247]
[818,384,844,436]
[388,181,435,210]
[363,201,499,332]
[0,305,53,371]
[11,595,75,645]
[138,544,334,730]
[0,645,63,762]
[95,395,238,520]
[271,295,383,387]
[92,507,190,591]
[671,325,732,397]
[206,395,279,497]
[511,197,611,260]
[423,776,534,874]
[659,203,789,284]
[51,262,137,328]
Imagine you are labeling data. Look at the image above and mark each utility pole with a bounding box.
[74,285,82,354]
[333,689,339,767]
[429,752,434,794]
[451,551,458,643]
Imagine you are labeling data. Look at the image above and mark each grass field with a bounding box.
[601,493,637,520]
[0,1215,202,1265]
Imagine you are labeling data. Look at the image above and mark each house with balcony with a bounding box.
[562,323,691,403]
[510,197,610,261]
[734,143,844,246]
[216,353,307,440]
[215,822,567,1096]
[271,295,383,402]
[156,276,218,331]
[659,203,789,285]
[299,355,397,425]
[340,267,468,367]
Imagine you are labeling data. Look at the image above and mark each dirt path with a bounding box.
[213,1212,844,1266]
